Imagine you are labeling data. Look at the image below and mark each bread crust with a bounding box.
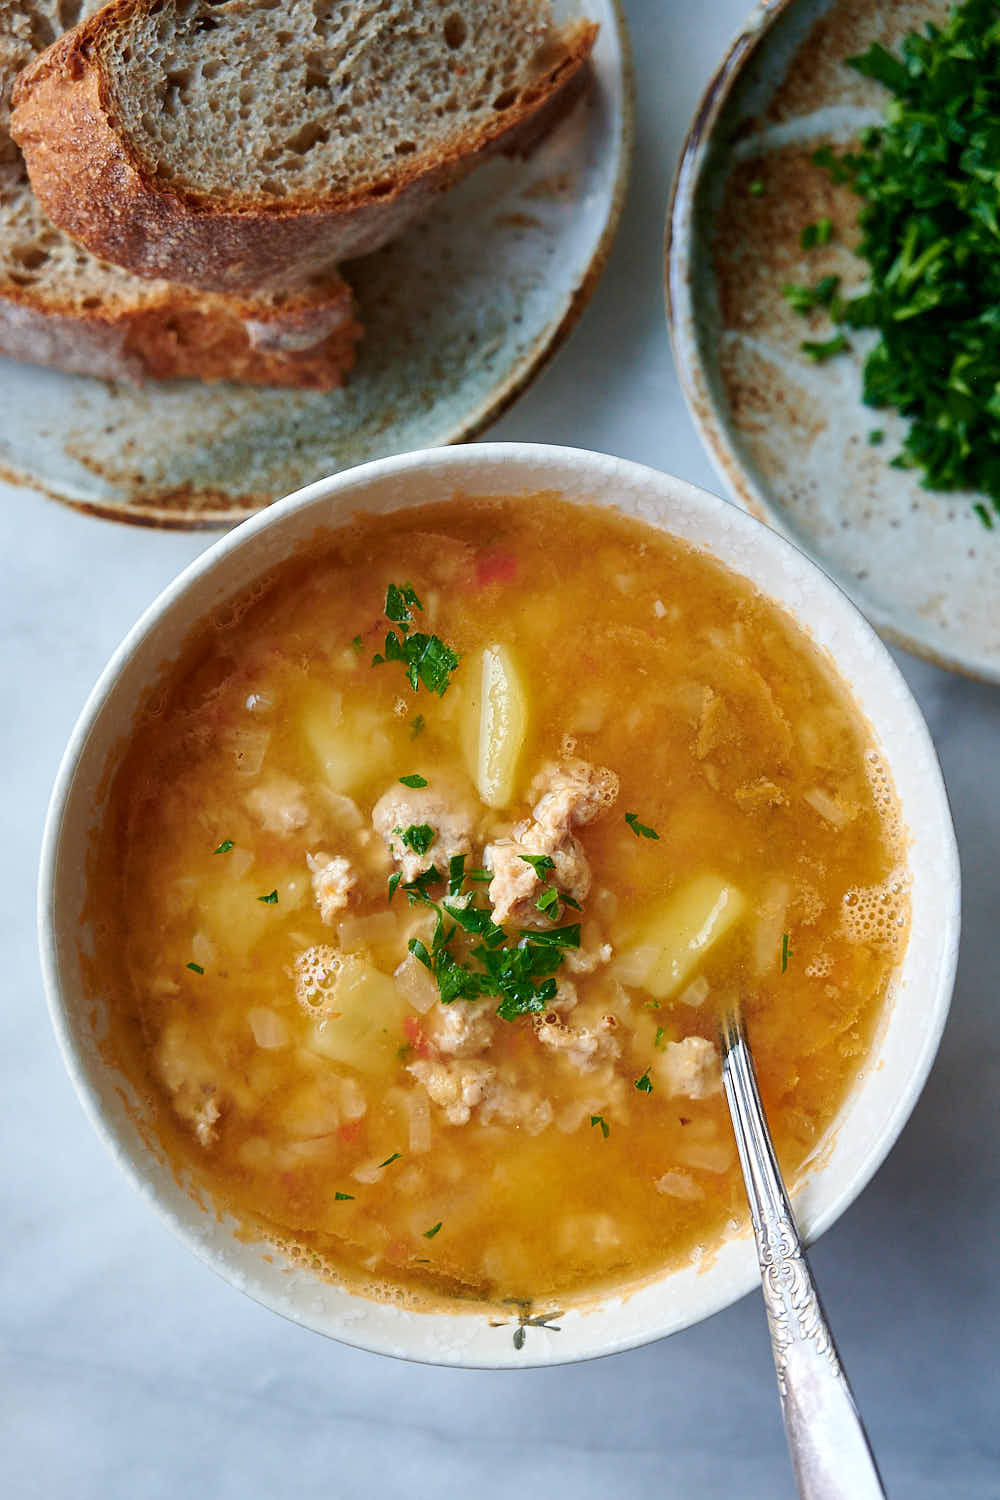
[0,271,362,385]
[10,6,597,294]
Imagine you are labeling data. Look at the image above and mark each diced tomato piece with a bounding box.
[403,1015,434,1058]
[475,550,518,588]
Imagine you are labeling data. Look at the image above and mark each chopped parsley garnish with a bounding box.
[800,216,834,249]
[410,714,425,738]
[625,812,660,840]
[387,872,402,902]
[974,502,994,530]
[378,1152,403,1168]
[634,1071,654,1094]
[590,1113,610,1138]
[868,429,885,446]
[212,839,234,855]
[258,889,279,904]
[781,274,841,316]
[350,634,363,655]
[400,823,435,856]
[423,1221,443,1239]
[399,773,428,788]
[787,2,1000,521]
[399,865,445,905]
[186,961,204,974]
[448,854,466,896]
[654,1026,667,1051]
[536,886,560,917]
[519,853,556,877]
[466,867,492,883]
[748,178,766,197]
[644,999,660,1010]
[334,1191,355,1201]
[801,333,850,364]
[372,583,460,695]
[781,932,794,973]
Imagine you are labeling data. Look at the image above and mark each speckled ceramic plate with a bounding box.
[1,3,630,529]
[667,0,1000,683]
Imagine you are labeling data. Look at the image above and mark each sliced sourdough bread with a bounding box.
[1,1,362,386]
[10,0,598,294]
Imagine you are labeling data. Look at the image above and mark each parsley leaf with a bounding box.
[519,853,556,877]
[800,216,834,249]
[378,1153,403,1169]
[186,961,204,975]
[387,872,402,902]
[350,634,363,655]
[373,585,460,695]
[654,1026,667,1051]
[634,1071,654,1094]
[400,823,435,856]
[590,1113,610,1138]
[448,853,466,896]
[423,1221,443,1239]
[258,889,279,904]
[781,932,794,973]
[410,713,425,738]
[212,839,234,855]
[399,773,428,788]
[801,333,850,363]
[334,1191,355,1201]
[625,812,660,840]
[536,886,560,917]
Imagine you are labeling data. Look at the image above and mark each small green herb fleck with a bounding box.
[467,868,492,883]
[634,1071,654,1094]
[513,1326,526,1350]
[410,714,425,738]
[186,962,204,975]
[373,584,460,695]
[974,502,994,530]
[748,178,766,197]
[801,333,850,363]
[625,812,660,840]
[644,999,660,1010]
[334,1191,355,1201]
[782,274,841,315]
[399,774,428,788]
[868,429,885,446]
[781,932,794,972]
[423,1221,443,1239]
[519,853,556,877]
[400,823,435,856]
[387,872,402,902]
[258,889,279,904]
[590,1113,610,1138]
[448,853,466,897]
[213,839,234,855]
[801,216,834,249]
[654,1026,667,1051]
[378,1152,403,1169]
[409,937,432,969]
[536,886,560,917]
[350,634,363,655]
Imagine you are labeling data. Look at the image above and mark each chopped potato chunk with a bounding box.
[620,876,746,1000]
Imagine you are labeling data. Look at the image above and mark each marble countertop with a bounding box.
[2,2,998,1495]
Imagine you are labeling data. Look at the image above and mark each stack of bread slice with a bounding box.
[4,0,597,386]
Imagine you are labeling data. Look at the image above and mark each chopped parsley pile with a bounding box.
[783,0,1000,526]
[372,583,460,692]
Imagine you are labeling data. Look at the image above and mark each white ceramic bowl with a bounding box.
[38,443,960,1367]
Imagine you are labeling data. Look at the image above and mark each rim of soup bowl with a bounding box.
[38,442,960,1368]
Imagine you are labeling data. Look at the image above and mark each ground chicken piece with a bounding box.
[550,977,579,1013]
[485,758,617,928]
[425,999,496,1058]
[563,941,613,975]
[155,1022,224,1147]
[408,1058,495,1125]
[656,1036,722,1099]
[371,783,474,882]
[306,851,357,923]
[245,775,309,835]
[479,1083,553,1135]
[531,758,620,837]
[534,1013,620,1070]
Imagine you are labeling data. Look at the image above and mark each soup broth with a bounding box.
[96,495,906,1307]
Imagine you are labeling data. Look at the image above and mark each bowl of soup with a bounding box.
[38,443,959,1366]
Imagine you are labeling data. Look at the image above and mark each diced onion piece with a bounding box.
[803,786,850,829]
[338,910,399,952]
[752,878,790,976]
[394,953,437,1014]
[621,876,746,1000]
[228,846,255,880]
[248,1007,289,1049]
[474,644,529,809]
[655,1170,704,1201]
[352,1158,385,1184]
[191,931,216,968]
[406,1090,432,1153]
[225,726,271,777]
[674,1139,734,1174]
[338,1075,368,1121]
[678,975,710,1008]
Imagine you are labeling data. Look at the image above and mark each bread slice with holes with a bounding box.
[0,0,362,386]
[10,0,598,295]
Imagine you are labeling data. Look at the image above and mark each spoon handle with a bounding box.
[719,1010,887,1500]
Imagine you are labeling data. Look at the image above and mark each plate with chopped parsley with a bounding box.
[667,0,1000,681]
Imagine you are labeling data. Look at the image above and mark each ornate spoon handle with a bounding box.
[719,1005,887,1500]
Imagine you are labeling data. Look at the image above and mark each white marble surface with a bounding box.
[2,2,998,1495]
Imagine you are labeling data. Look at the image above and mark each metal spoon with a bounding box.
[719,999,887,1500]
